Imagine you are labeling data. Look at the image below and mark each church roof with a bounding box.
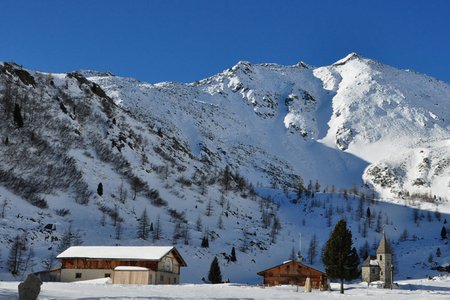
[362,256,380,267]
[376,232,392,254]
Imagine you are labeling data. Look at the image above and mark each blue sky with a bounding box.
[1,0,449,83]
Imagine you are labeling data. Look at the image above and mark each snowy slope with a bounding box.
[0,55,449,285]
[87,53,450,200]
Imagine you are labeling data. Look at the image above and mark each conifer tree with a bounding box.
[13,103,24,128]
[322,219,360,294]
[137,208,150,240]
[97,182,103,196]
[230,246,237,262]
[208,256,222,284]
[441,225,447,240]
[201,235,209,248]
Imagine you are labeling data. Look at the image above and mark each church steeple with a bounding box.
[376,232,392,255]
[376,232,393,288]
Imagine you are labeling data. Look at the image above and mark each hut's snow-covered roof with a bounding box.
[57,246,174,261]
[114,266,149,271]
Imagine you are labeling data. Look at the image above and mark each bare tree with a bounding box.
[1,199,8,218]
[7,235,26,276]
[153,215,162,241]
[205,199,213,216]
[118,181,128,204]
[307,234,319,264]
[137,208,150,240]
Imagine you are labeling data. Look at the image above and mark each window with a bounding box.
[380,255,382,261]
[104,273,111,278]
[75,273,82,279]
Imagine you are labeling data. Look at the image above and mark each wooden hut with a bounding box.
[257,260,328,289]
[57,246,186,284]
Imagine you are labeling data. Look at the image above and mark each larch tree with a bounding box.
[322,219,360,294]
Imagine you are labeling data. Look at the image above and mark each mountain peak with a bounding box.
[332,52,364,66]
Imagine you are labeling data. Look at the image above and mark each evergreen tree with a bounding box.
[436,247,441,257]
[441,225,447,239]
[296,176,305,201]
[97,182,103,196]
[230,246,237,262]
[137,208,150,240]
[314,180,321,193]
[208,256,222,284]
[201,235,209,248]
[13,103,24,128]
[322,219,360,294]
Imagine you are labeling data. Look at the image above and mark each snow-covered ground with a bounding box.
[1,277,450,299]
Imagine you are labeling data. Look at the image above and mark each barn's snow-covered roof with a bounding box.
[57,246,175,261]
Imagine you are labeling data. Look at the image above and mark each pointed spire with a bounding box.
[376,232,392,254]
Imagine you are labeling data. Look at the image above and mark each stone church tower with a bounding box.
[376,232,392,288]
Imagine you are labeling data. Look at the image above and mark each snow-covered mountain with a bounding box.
[0,54,449,283]
[86,52,450,200]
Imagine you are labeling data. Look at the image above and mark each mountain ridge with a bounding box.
[0,55,449,283]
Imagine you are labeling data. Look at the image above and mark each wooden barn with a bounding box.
[56,246,186,284]
[257,260,328,289]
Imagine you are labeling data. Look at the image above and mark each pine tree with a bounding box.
[436,247,441,257]
[208,256,222,284]
[230,246,237,262]
[201,235,209,248]
[137,208,150,240]
[322,219,360,294]
[441,225,447,239]
[314,180,321,193]
[97,182,103,196]
[13,103,24,128]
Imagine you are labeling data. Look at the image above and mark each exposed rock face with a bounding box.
[18,274,42,300]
